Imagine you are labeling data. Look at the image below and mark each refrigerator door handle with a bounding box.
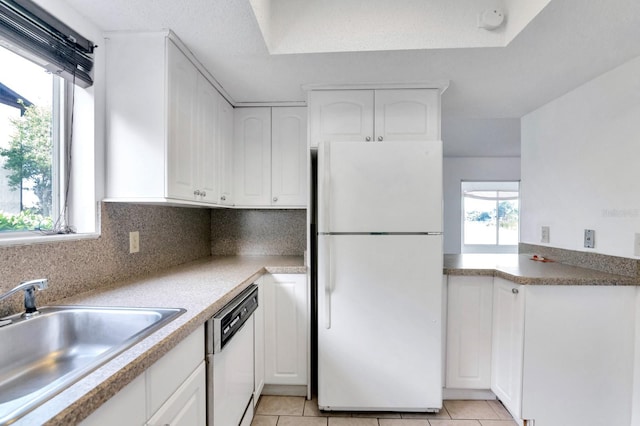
[322,142,333,329]
[325,236,332,329]
[322,141,331,232]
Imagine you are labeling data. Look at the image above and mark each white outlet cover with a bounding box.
[634,233,640,257]
[129,231,140,253]
[584,229,595,248]
[541,226,550,243]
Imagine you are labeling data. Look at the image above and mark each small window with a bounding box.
[0,0,97,244]
[462,181,519,253]
[0,45,63,234]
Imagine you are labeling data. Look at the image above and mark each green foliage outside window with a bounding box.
[0,102,53,231]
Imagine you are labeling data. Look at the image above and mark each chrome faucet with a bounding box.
[0,279,48,323]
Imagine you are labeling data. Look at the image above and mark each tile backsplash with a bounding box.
[0,202,211,317]
[211,208,306,255]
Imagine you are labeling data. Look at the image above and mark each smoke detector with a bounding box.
[478,8,505,30]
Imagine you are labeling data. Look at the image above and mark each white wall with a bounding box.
[442,117,520,157]
[444,157,521,253]
[521,55,640,258]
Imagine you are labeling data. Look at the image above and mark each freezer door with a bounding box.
[317,140,442,233]
[317,234,443,411]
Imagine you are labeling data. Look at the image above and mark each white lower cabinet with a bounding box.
[491,278,636,426]
[254,279,265,405]
[146,363,206,426]
[633,287,640,426]
[262,274,308,387]
[446,276,493,390]
[80,326,205,426]
[490,278,524,417]
[79,373,147,426]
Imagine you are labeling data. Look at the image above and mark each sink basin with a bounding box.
[0,305,185,424]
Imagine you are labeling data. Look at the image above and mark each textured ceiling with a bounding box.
[57,0,640,156]
[248,0,551,53]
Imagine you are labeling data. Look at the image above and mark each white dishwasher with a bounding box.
[206,284,258,426]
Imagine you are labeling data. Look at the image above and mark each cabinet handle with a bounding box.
[365,136,371,142]
[512,288,519,294]
[221,195,226,201]
[273,197,278,202]
[378,136,383,141]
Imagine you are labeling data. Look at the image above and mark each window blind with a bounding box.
[0,0,94,87]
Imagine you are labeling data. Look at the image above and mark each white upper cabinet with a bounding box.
[105,31,225,206]
[271,107,308,206]
[308,89,441,147]
[218,96,235,206]
[374,89,441,142]
[166,41,198,201]
[308,90,374,144]
[233,107,307,208]
[195,74,220,203]
[233,107,272,206]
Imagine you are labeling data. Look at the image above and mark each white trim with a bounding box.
[234,101,307,108]
[302,80,450,93]
[443,388,497,400]
[0,231,99,247]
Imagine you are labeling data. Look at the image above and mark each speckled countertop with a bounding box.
[444,254,640,285]
[14,255,305,426]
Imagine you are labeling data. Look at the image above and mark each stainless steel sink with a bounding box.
[0,305,185,424]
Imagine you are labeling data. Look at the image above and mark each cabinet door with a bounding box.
[147,326,204,416]
[446,276,493,389]
[218,96,234,206]
[254,279,265,405]
[233,107,271,206]
[263,274,308,385]
[79,374,146,426]
[166,40,198,200]
[308,90,374,147]
[271,107,307,207]
[146,362,206,426]
[195,73,219,203]
[491,278,525,419]
[521,286,636,426]
[374,89,441,142]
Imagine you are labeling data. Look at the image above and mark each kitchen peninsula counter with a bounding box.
[444,253,639,285]
[17,256,305,426]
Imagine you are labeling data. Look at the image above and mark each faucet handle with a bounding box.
[21,279,48,317]
[21,279,48,291]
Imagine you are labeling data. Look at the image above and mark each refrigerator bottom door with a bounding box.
[317,234,443,411]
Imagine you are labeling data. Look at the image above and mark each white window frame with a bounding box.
[0,1,102,247]
[461,181,520,254]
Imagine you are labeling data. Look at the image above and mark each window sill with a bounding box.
[462,244,518,254]
[0,232,100,247]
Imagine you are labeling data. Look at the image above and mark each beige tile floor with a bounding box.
[252,396,518,426]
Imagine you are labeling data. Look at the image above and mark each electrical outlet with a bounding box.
[634,233,640,257]
[584,229,595,249]
[541,226,550,244]
[129,231,140,253]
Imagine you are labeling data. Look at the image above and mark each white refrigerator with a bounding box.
[317,140,443,412]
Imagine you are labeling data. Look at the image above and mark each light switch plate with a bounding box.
[541,226,550,243]
[584,229,595,248]
[634,233,640,257]
[129,231,140,253]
